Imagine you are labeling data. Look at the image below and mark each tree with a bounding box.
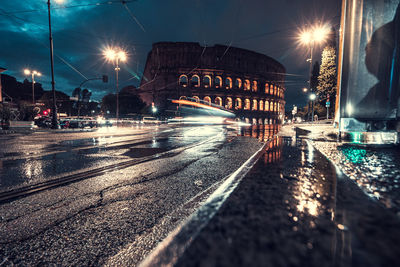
[101,86,145,117]
[317,46,337,101]
[317,27,337,105]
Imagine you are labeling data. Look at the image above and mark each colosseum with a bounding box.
[139,42,286,125]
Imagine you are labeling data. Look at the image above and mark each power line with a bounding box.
[0,1,136,15]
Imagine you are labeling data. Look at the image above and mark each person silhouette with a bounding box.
[359,3,400,119]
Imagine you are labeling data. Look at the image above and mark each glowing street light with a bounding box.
[24,69,42,104]
[298,24,329,121]
[103,47,127,122]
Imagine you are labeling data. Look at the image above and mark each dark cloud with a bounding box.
[0,0,341,106]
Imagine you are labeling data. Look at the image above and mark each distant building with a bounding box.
[139,42,286,125]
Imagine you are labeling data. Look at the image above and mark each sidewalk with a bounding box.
[142,136,400,267]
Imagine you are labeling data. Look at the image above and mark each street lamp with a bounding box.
[299,24,329,121]
[24,69,42,104]
[103,47,127,122]
[47,0,64,129]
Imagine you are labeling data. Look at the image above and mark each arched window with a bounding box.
[215,97,222,106]
[265,100,269,111]
[235,98,242,110]
[252,99,258,110]
[204,96,211,104]
[225,77,232,89]
[277,103,280,113]
[203,75,211,88]
[274,85,278,95]
[259,100,264,111]
[252,81,258,92]
[274,102,277,112]
[192,96,200,102]
[191,75,200,87]
[244,99,251,110]
[179,75,188,87]
[179,96,187,100]
[270,101,274,112]
[265,83,269,94]
[215,76,222,88]
[269,84,274,95]
[226,97,233,109]
[235,78,242,89]
[244,79,250,91]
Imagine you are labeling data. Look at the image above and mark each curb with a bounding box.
[139,140,269,267]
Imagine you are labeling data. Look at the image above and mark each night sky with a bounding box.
[0,0,341,108]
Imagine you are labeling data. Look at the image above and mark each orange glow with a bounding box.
[172,99,224,112]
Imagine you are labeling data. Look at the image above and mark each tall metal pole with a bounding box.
[47,0,58,129]
[115,57,120,122]
[310,43,315,122]
[31,73,35,105]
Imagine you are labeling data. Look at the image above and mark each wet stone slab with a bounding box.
[175,137,400,267]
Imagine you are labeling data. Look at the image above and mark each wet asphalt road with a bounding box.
[169,137,400,267]
[0,124,265,266]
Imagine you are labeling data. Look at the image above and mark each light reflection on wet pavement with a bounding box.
[313,141,400,214]
[174,136,400,267]
[0,126,223,191]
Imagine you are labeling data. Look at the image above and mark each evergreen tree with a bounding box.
[317,27,337,103]
[317,45,337,101]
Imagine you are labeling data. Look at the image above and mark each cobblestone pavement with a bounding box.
[169,137,400,267]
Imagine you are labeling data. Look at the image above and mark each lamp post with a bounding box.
[309,92,316,122]
[103,47,127,123]
[24,69,41,105]
[47,0,64,129]
[299,25,329,122]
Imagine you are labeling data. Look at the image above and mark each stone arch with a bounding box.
[265,100,269,111]
[225,77,232,89]
[269,84,274,95]
[204,96,211,104]
[203,75,211,88]
[259,100,264,111]
[258,118,263,125]
[244,99,251,110]
[192,96,200,102]
[252,81,258,92]
[269,101,274,112]
[215,76,222,88]
[244,79,250,91]
[191,75,200,87]
[179,75,188,87]
[252,99,258,110]
[226,97,233,109]
[235,98,242,110]
[235,78,242,89]
[252,118,257,125]
[215,97,223,106]
[179,96,187,100]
